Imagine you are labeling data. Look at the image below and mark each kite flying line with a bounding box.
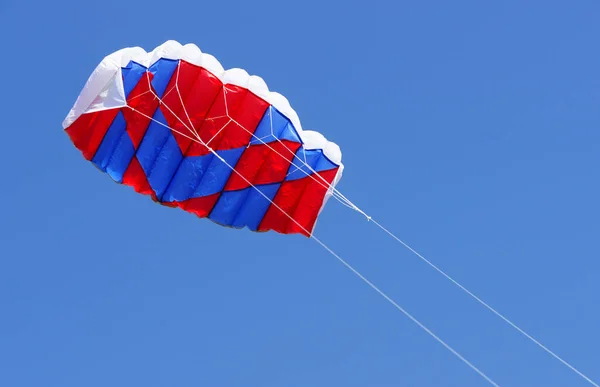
[241,117,600,387]
[124,79,502,386]
[150,74,597,387]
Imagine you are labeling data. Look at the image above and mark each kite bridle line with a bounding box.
[129,70,598,387]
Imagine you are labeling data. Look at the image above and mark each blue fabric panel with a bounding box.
[314,152,338,173]
[136,109,172,177]
[249,106,289,145]
[91,111,127,172]
[121,60,140,80]
[231,183,281,230]
[121,61,147,98]
[285,148,322,181]
[161,154,214,202]
[105,133,136,183]
[285,146,339,182]
[148,134,183,200]
[149,58,179,98]
[192,147,246,198]
[208,187,252,226]
[278,121,301,143]
[135,108,184,197]
[121,62,133,80]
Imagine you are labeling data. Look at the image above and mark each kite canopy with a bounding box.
[63,40,343,236]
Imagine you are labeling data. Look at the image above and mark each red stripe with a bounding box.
[225,140,301,191]
[122,156,156,200]
[222,85,270,149]
[226,85,269,133]
[194,87,228,149]
[258,168,339,236]
[174,193,221,217]
[160,61,223,156]
[65,109,120,160]
[197,85,269,152]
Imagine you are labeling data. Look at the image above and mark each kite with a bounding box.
[62,40,596,387]
[63,40,343,236]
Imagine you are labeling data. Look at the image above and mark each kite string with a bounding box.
[368,218,600,387]
[124,102,501,387]
[242,133,600,387]
[200,140,501,387]
[308,233,501,387]
[190,84,600,387]
[147,78,596,387]
[236,114,600,387]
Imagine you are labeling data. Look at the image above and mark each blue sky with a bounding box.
[1,0,599,386]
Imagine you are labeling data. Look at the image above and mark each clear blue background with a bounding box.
[1,1,598,386]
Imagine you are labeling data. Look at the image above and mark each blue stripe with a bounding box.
[149,58,179,98]
[147,134,183,200]
[135,109,184,198]
[105,133,136,183]
[314,152,338,172]
[233,183,281,230]
[250,106,289,145]
[285,147,339,182]
[208,183,280,230]
[121,61,147,98]
[285,148,321,181]
[192,147,246,198]
[278,121,301,143]
[208,187,251,226]
[249,106,301,147]
[136,109,171,176]
[91,111,127,172]
[161,153,214,202]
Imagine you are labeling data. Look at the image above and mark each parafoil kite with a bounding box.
[63,41,596,387]
[63,40,343,236]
